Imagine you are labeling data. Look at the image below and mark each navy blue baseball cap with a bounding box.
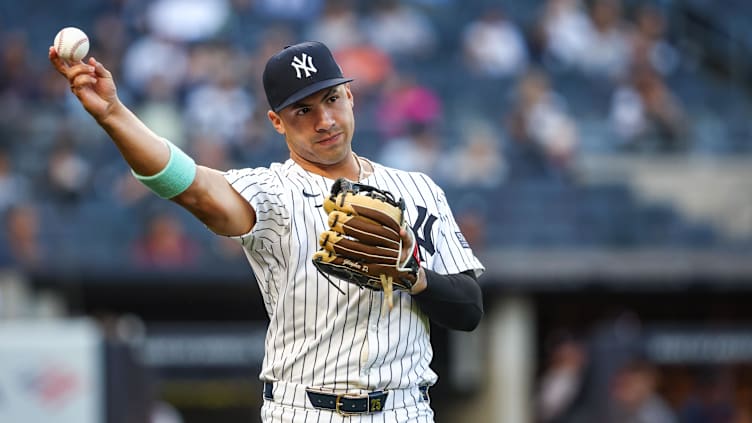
[263,41,353,112]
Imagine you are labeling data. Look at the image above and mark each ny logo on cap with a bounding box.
[291,53,318,79]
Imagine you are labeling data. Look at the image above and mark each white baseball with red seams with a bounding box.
[54,27,89,63]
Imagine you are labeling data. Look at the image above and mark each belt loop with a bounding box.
[263,382,274,400]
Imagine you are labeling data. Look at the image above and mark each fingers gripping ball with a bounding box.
[54,27,90,63]
[312,178,421,312]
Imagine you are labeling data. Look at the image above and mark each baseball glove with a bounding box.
[312,178,420,310]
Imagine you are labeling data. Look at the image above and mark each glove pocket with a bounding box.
[328,211,400,248]
[318,230,400,264]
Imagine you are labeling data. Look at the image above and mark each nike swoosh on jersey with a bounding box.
[302,190,321,198]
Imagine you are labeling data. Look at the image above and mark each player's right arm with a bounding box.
[48,48,255,237]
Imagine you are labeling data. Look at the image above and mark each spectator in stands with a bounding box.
[629,4,680,77]
[333,42,394,100]
[0,149,30,212]
[536,332,589,423]
[145,0,230,43]
[461,7,529,79]
[678,366,737,423]
[439,118,507,188]
[378,122,444,178]
[0,203,44,270]
[609,66,688,152]
[375,72,443,138]
[90,13,129,79]
[304,0,365,51]
[607,358,677,423]
[362,0,438,60]
[131,211,201,269]
[136,75,185,148]
[535,0,593,71]
[183,51,256,146]
[504,68,579,181]
[44,138,92,205]
[553,311,647,421]
[0,30,36,98]
[579,0,631,80]
[121,28,189,99]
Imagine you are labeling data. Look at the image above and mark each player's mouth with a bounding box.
[315,132,342,146]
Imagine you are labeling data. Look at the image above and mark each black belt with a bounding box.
[263,382,429,416]
[306,388,389,416]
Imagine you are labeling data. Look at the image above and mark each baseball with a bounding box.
[53,27,90,63]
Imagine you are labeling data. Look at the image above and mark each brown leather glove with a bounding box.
[312,178,420,309]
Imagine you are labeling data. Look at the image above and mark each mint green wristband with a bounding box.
[131,140,196,199]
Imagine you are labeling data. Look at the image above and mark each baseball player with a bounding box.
[50,41,484,422]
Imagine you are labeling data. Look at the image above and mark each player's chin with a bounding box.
[313,148,351,167]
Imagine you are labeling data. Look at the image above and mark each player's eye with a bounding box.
[328,95,339,103]
[295,107,311,116]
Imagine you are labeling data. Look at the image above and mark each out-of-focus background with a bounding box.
[1,0,752,422]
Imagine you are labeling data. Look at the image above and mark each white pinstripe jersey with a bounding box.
[224,158,484,400]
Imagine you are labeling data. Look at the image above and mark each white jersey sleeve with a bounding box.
[223,167,290,249]
[422,180,485,278]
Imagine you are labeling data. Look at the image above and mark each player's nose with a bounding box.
[314,108,336,132]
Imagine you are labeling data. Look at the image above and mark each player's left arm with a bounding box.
[407,187,484,331]
[412,268,483,331]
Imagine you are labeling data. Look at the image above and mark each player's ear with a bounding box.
[344,83,354,107]
[267,110,285,135]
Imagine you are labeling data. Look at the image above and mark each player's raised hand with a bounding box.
[49,47,119,122]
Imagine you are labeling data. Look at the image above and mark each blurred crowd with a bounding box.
[536,311,752,423]
[0,0,750,273]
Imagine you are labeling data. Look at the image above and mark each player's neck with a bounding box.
[292,152,363,181]
[354,153,374,181]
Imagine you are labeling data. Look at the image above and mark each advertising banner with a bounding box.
[0,319,103,423]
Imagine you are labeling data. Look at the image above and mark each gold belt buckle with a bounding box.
[334,392,368,417]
